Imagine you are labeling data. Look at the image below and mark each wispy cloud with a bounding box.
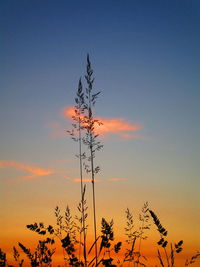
[0,160,128,184]
[69,177,125,183]
[95,118,141,138]
[107,178,127,182]
[0,161,54,181]
[71,178,101,183]
[63,106,75,119]
[62,106,142,139]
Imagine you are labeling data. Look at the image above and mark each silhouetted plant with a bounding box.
[25,207,87,266]
[119,206,149,267]
[25,207,77,266]
[67,77,87,266]
[96,218,121,267]
[64,206,77,244]
[122,208,138,264]
[68,55,102,266]
[136,202,151,267]
[0,248,6,267]
[185,251,200,266]
[18,223,55,266]
[149,209,169,267]
[18,238,55,267]
[149,209,184,267]
[99,218,114,263]
[54,206,79,265]
[61,233,84,266]
[13,246,24,267]
[75,185,88,264]
[81,54,103,266]
[18,243,37,266]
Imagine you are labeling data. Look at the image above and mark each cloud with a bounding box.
[63,106,75,119]
[0,160,101,183]
[62,106,142,139]
[67,177,125,183]
[63,176,125,183]
[95,118,141,138]
[0,161,54,181]
[107,178,127,182]
[71,178,101,183]
[0,160,128,184]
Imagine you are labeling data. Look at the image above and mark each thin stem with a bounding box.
[79,232,81,263]
[78,113,87,266]
[85,54,98,267]
[163,246,170,267]
[91,152,98,266]
[88,98,98,267]
[136,220,144,267]
[159,233,170,267]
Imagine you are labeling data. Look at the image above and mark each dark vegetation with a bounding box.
[1,56,199,267]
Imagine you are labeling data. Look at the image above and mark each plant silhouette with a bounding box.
[82,55,103,266]
[68,54,103,266]
[67,76,88,266]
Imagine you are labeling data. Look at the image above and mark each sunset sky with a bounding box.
[0,1,200,266]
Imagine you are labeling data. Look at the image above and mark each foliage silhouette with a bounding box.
[1,206,198,267]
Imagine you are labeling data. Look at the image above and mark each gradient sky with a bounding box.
[0,1,200,266]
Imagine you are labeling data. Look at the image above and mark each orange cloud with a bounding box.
[95,118,141,137]
[107,178,127,182]
[63,106,75,118]
[62,106,142,139]
[0,161,54,181]
[72,178,101,183]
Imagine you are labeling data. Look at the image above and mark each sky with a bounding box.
[0,0,200,266]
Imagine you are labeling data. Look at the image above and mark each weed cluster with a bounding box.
[1,204,199,266]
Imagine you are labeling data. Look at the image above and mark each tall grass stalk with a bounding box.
[83,54,103,266]
[68,78,87,265]
[76,79,87,265]
[136,202,150,267]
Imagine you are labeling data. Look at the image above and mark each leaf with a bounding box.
[157,238,164,245]
[157,249,165,267]
[88,236,100,255]
[162,241,168,248]
[61,234,71,248]
[114,242,122,253]
[39,230,46,235]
